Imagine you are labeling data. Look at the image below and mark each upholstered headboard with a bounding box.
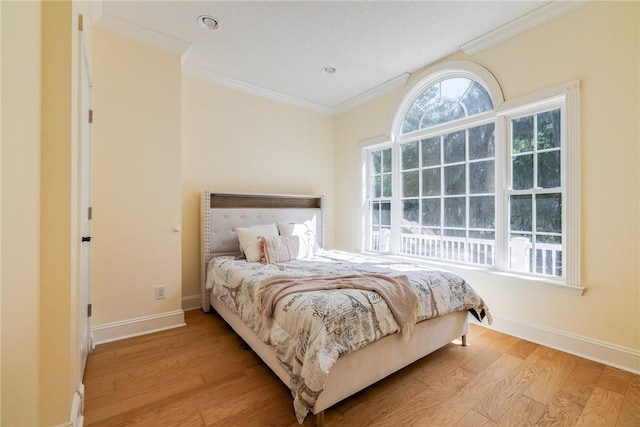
[200,191,327,311]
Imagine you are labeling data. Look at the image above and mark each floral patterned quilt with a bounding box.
[206,250,490,423]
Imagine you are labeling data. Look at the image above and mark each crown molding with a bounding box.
[95,13,191,55]
[184,64,410,116]
[182,64,335,115]
[333,73,411,115]
[461,1,590,55]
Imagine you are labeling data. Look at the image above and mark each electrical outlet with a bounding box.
[155,285,166,300]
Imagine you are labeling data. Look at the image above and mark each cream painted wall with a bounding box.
[40,2,76,422]
[1,2,41,424]
[334,2,640,358]
[468,1,639,352]
[181,76,334,299]
[333,89,402,252]
[92,29,183,325]
[0,3,3,420]
[2,1,96,423]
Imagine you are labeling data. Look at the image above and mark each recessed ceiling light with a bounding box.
[198,15,219,31]
[322,67,337,75]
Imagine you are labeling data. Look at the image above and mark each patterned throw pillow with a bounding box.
[259,235,302,263]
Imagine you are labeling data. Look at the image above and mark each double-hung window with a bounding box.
[362,61,580,287]
[369,147,393,252]
[508,108,563,276]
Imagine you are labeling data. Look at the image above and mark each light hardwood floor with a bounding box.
[84,309,639,426]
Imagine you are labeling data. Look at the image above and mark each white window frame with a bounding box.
[496,80,581,287]
[360,61,581,291]
[360,138,394,253]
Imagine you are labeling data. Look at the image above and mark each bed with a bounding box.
[200,191,490,425]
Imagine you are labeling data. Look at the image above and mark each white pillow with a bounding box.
[236,224,279,262]
[277,220,317,258]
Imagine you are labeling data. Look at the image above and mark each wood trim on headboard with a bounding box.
[209,192,322,209]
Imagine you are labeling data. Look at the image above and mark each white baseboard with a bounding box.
[182,294,201,311]
[472,314,640,375]
[70,384,84,427]
[90,306,639,374]
[54,384,85,427]
[92,309,185,345]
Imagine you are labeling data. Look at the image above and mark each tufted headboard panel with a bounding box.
[200,191,327,311]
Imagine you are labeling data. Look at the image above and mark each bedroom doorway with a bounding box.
[78,20,93,379]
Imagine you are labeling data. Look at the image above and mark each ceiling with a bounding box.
[94,1,580,114]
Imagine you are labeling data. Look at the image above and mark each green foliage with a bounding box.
[401,78,494,135]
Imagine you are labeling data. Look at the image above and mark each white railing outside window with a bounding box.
[371,231,562,278]
[399,233,495,266]
[509,237,563,277]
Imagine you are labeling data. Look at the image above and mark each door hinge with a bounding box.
[88,206,93,220]
[87,303,92,317]
[78,14,84,32]
[88,109,93,123]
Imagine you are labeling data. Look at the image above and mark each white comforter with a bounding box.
[206,250,489,423]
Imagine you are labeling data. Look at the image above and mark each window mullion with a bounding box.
[465,129,470,262]
[391,143,402,255]
[531,190,537,274]
[439,135,445,245]
[418,141,423,248]
[495,116,508,271]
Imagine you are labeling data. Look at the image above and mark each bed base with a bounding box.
[200,191,471,424]
[210,296,469,423]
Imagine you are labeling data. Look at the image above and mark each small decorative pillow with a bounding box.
[277,220,317,257]
[236,224,279,262]
[259,235,302,263]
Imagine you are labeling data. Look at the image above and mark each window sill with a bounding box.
[359,251,585,296]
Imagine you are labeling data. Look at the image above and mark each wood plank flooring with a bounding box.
[83,310,640,426]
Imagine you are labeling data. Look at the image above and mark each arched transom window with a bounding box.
[402,77,494,134]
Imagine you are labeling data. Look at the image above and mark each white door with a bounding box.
[79,27,93,376]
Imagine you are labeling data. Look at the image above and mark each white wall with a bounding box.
[333,2,639,372]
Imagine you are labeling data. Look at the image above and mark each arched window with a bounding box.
[362,61,580,288]
[401,77,494,134]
